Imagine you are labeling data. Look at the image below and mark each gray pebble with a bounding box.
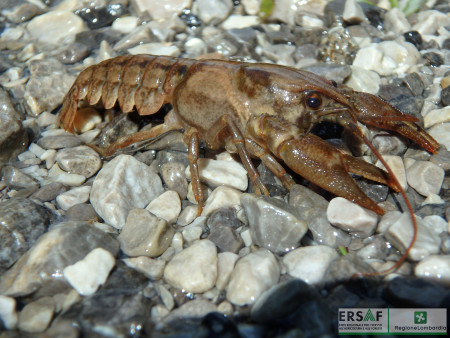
[37,135,83,150]
[65,203,100,222]
[441,86,450,106]
[1,165,38,190]
[160,162,188,200]
[208,225,244,253]
[30,182,66,202]
[56,145,102,178]
[57,43,89,64]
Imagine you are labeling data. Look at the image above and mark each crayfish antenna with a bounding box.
[350,131,417,278]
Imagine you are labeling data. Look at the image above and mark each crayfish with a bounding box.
[59,54,440,276]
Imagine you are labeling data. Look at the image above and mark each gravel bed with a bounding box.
[0,0,449,336]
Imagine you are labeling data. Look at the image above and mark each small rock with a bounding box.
[185,158,248,191]
[163,299,217,325]
[241,194,308,254]
[90,154,164,229]
[1,165,39,190]
[128,42,180,56]
[118,209,175,258]
[57,42,89,64]
[415,254,450,286]
[38,134,83,149]
[342,0,366,24]
[63,248,115,296]
[428,123,450,150]
[197,0,233,24]
[283,245,339,285]
[384,8,410,34]
[76,4,127,30]
[0,295,17,330]
[386,213,441,261]
[65,203,99,222]
[221,15,260,30]
[56,185,91,211]
[56,145,102,178]
[122,256,165,280]
[345,66,380,94]
[226,249,280,306]
[17,297,55,333]
[375,155,407,190]
[146,190,181,224]
[164,240,218,293]
[406,160,444,196]
[182,225,203,242]
[112,16,139,33]
[202,186,242,216]
[27,11,86,44]
[327,197,378,237]
[177,205,198,226]
[160,162,188,200]
[424,106,450,128]
[208,225,244,253]
[131,0,192,19]
[411,10,450,35]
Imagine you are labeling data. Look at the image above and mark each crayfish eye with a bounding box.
[306,93,322,109]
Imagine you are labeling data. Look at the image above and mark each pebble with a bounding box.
[146,190,181,224]
[428,122,450,150]
[202,186,242,216]
[405,160,444,196]
[63,248,115,296]
[1,165,39,190]
[221,15,260,30]
[111,16,139,33]
[65,203,99,222]
[424,106,450,128]
[131,0,192,19]
[56,185,91,211]
[118,208,175,257]
[53,172,86,187]
[283,245,339,285]
[241,194,308,254]
[160,162,188,200]
[164,239,218,293]
[56,146,102,178]
[216,252,239,291]
[37,134,83,150]
[386,213,441,261]
[0,296,17,330]
[90,155,164,229]
[163,299,217,326]
[208,225,244,253]
[122,256,165,280]
[197,0,233,24]
[384,8,410,34]
[176,205,198,226]
[342,0,366,24]
[411,10,450,35]
[57,42,89,65]
[414,254,450,286]
[423,215,448,235]
[128,42,180,56]
[0,222,119,297]
[27,11,87,45]
[345,66,380,94]
[185,158,248,191]
[17,297,55,333]
[226,249,280,306]
[182,225,203,242]
[375,155,407,190]
[327,197,378,237]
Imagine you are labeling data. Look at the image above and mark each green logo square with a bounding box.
[414,311,427,324]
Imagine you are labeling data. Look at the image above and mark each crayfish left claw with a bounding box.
[349,92,440,154]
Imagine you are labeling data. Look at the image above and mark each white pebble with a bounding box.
[406,160,444,196]
[0,295,17,330]
[164,240,218,293]
[40,149,57,169]
[386,213,441,261]
[182,225,203,242]
[345,66,380,94]
[240,228,252,247]
[384,8,411,34]
[423,215,448,235]
[415,255,450,286]
[226,249,280,306]
[197,0,233,24]
[327,197,378,237]
[90,154,164,229]
[421,193,444,205]
[28,143,45,158]
[128,43,180,56]
[343,0,366,24]
[375,155,407,190]
[17,297,55,333]
[428,123,450,150]
[56,185,91,211]
[122,256,165,280]
[171,232,184,252]
[216,252,239,291]
[202,186,242,216]
[27,11,86,45]
[146,190,181,224]
[54,172,86,186]
[424,106,450,128]
[111,16,139,33]
[177,205,198,226]
[186,158,248,191]
[283,245,339,285]
[63,248,115,296]
[221,15,260,29]
[412,10,450,35]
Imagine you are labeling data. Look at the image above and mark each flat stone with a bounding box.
[0,222,119,297]
[146,190,181,224]
[37,135,83,150]
[327,197,378,238]
[122,256,165,280]
[241,194,308,254]
[17,297,55,333]
[186,158,248,191]
[56,185,91,211]
[118,208,175,258]
[386,213,441,261]
[90,154,164,229]
[56,145,102,178]
[164,239,218,293]
[226,249,280,306]
[63,248,115,296]
[283,245,339,285]
[406,160,444,196]
[414,254,450,286]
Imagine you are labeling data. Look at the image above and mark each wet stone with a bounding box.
[56,42,89,64]
[164,239,218,293]
[65,203,100,223]
[226,249,280,306]
[404,72,424,96]
[118,208,175,258]
[241,194,308,254]
[17,297,55,333]
[207,225,244,253]
[206,207,242,232]
[76,4,127,29]
[90,154,164,229]
[0,197,52,272]
[415,254,450,286]
[37,134,83,150]
[160,162,188,200]
[423,52,444,67]
[0,222,119,297]
[403,30,423,49]
[302,63,351,84]
[1,165,38,190]
[441,85,450,106]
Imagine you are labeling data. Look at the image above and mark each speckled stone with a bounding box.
[56,145,102,178]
